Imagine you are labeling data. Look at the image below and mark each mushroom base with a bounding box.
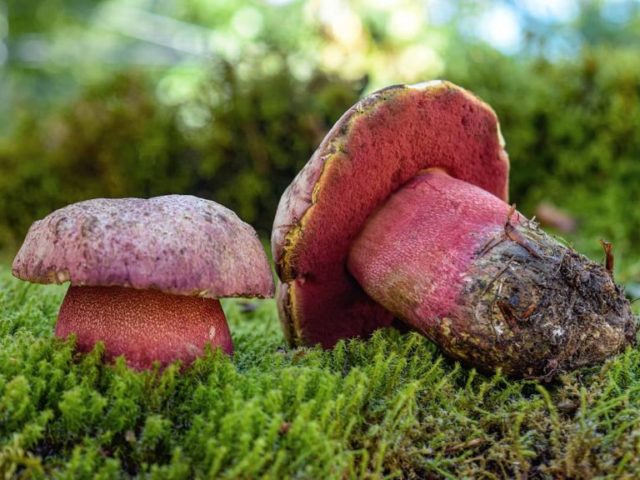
[349,171,636,378]
[56,286,233,370]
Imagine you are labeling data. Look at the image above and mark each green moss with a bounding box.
[1,266,639,478]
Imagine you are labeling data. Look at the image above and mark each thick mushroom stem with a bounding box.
[348,171,635,377]
[56,286,233,370]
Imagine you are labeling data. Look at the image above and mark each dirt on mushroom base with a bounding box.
[347,170,636,378]
[429,217,636,378]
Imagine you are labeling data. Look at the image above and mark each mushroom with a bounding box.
[272,81,636,377]
[12,195,274,369]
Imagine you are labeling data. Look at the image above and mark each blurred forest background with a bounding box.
[2,0,640,283]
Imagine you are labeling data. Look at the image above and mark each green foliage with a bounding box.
[1,267,640,478]
[0,65,361,247]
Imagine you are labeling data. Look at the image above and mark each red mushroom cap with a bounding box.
[13,195,274,298]
[272,81,509,347]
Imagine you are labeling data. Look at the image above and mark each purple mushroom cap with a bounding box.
[12,195,274,299]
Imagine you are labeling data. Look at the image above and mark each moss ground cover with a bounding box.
[1,265,640,479]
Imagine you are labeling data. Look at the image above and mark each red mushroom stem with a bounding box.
[56,286,233,370]
[348,170,634,377]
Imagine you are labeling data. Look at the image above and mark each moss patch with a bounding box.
[1,266,640,478]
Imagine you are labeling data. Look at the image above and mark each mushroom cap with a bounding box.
[271,80,509,347]
[13,195,274,299]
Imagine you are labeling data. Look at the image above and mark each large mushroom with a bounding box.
[13,195,274,369]
[272,81,636,377]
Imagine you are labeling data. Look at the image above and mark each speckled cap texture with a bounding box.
[12,195,274,299]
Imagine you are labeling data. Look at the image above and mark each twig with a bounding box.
[504,204,542,259]
[600,239,614,279]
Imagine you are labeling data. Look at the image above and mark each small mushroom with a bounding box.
[12,195,274,369]
[272,81,636,377]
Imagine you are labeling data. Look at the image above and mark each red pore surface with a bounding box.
[56,286,233,369]
[272,82,509,347]
[348,171,519,330]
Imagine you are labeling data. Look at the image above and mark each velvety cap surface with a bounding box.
[13,195,274,298]
[271,80,509,347]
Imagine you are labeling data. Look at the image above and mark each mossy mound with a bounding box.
[1,266,640,478]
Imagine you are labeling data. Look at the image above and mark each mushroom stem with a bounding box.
[56,286,233,370]
[348,171,635,377]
